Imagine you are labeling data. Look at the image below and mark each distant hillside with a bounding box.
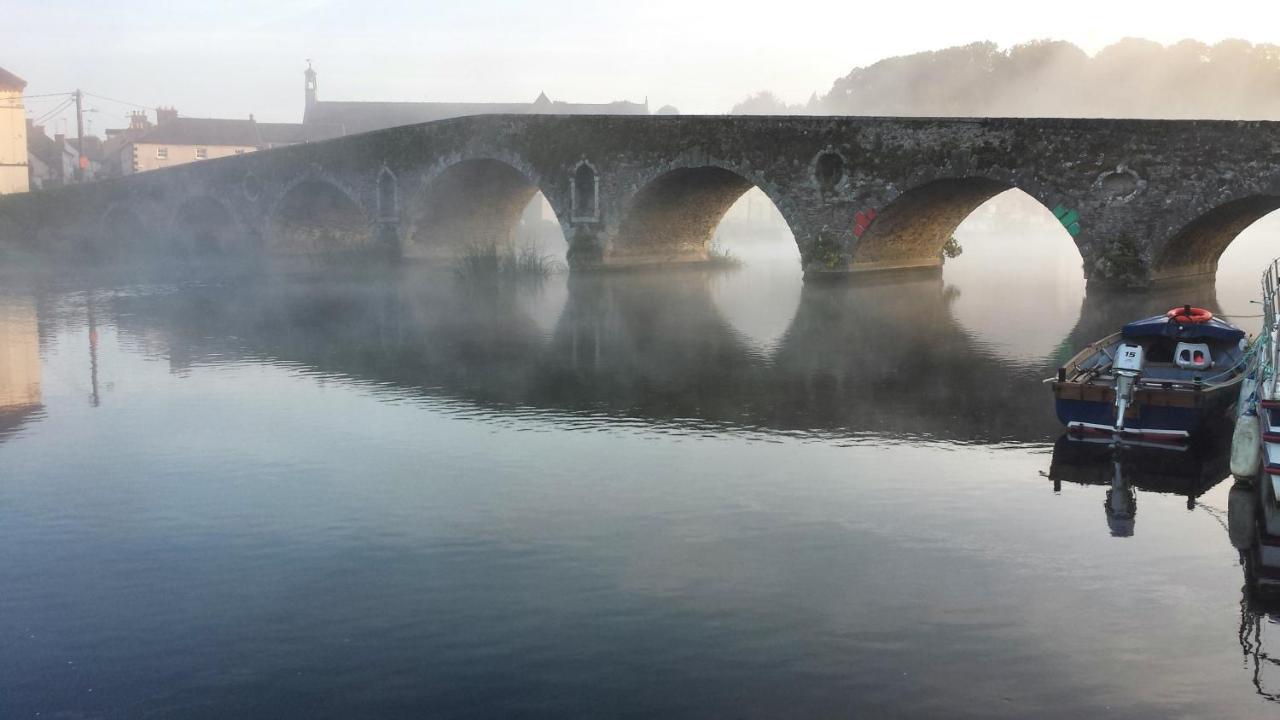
[732,39,1280,119]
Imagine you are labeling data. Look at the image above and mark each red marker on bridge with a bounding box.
[853,208,877,238]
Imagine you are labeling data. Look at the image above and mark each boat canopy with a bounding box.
[1121,314,1245,343]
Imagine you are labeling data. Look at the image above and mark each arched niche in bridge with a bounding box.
[1152,195,1280,284]
[611,166,797,266]
[857,181,1086,366]
[172,196,244,257]
[99,205,149,258]
[405,158,564,260]
[268,180,373,256]
[571,161,598,221]
[377,167,397,221]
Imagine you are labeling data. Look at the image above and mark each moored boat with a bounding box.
[1052,305,1248,441]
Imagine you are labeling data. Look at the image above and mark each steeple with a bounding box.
[304,60,318,117]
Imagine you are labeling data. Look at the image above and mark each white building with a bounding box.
[0,66,29,195]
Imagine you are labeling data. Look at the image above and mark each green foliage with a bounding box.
[941,235,963,260]
[1090,236,1147,287]
[809,229,846,270]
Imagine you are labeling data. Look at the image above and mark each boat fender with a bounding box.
[1230,412,1262,481]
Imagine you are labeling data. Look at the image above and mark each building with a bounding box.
[26,120,103,189]
[114,108,312,175]
[301,63,649,138]
[0,66,29,195]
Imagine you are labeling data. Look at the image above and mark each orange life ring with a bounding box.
[1166,305,1213,324]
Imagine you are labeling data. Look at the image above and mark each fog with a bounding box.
[7,1,1280,121]
[734,39,1280,118]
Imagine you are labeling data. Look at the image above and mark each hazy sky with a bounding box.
[7,0,1280,132]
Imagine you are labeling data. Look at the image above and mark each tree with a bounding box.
[730,38,1280,119]
[730,91,799,115]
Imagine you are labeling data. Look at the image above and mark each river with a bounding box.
[1,190,1277,718]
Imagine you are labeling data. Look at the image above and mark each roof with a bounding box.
[128,117,315,147]
[26,126,67,166]
[304,96,649,137]
[1121,313,1245,343]
[0,66,26,91]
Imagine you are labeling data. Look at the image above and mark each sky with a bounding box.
[6,0,1280,132]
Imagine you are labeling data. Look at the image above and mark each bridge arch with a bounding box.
[610,163,799,266]
[849,176,1074,272]
[404,156,564,260]
[170,196,246,257]
[99,204,149,257]
[1152,194,1280,282]
[267,178,373,256]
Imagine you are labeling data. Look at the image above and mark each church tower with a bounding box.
[304,61,318,118]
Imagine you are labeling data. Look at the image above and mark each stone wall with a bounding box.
[1,114,1278,287]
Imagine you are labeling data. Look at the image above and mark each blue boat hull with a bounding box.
[1055,395,1231,433]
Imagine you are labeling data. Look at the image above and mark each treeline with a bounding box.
[731,39,1280,118]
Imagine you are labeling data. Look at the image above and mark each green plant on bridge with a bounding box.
[810,228,845,270]
[942,235,963,261]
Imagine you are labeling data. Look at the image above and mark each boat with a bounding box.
[1052,305,1249,441]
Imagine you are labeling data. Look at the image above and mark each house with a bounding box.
[25,121,86,189]
[114,108,313,175]
[301,63,649,138]
[0,66,29,194]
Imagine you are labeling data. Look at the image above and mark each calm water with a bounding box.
[2,194,1279,718]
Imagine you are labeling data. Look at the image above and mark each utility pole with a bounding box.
[74,89,85,183]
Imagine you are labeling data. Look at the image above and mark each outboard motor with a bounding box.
[1113,342,1145,431]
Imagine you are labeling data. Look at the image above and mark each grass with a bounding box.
[456,242,562,280]
[707,238,744,268]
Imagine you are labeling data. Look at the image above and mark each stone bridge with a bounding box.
[1,115,1279,286]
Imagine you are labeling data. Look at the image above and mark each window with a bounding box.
[156,147,168,160]
[196,148,208,159]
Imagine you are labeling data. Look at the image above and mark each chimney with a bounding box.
[156,107,178,126]
[128,110,152,131]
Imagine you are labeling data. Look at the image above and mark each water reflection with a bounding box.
[86,269,1092,444]
[1049,435,1280,704]
[1048,434,1231,536]
[8,265,1280,717]
[1228,480,1280,703]
[0,297,43,441]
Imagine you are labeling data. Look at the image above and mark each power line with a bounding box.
[33,97,75,125]
[83,91,155,111]
[16,91,74,101]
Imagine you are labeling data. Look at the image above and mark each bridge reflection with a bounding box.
[96,268,1140,444]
